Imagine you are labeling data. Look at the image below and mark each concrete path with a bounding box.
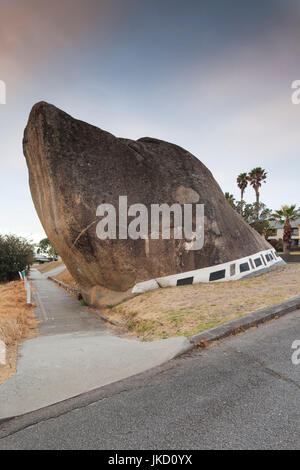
[42,265,66,279]
[0,270,190,419]
[31,269,106,335]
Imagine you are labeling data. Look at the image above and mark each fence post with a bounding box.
[26,281,31,305]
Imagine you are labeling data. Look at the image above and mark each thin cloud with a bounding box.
[0,0,118,84]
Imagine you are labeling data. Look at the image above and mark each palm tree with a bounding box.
[237,173,248,213]
[224,192,236,209]
[270,205,300,254]
[247,167,267,219]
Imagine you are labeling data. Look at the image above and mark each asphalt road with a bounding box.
[0,309,299,450]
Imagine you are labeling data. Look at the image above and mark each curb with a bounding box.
[188,294,300,347]
[94,310,126,328]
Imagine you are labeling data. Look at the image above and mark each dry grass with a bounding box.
[55,268,79,288]
[107,264,300,341]
[36,260,64,274]
[0,280,38,384]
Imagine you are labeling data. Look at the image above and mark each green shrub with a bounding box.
[0,234,34,282]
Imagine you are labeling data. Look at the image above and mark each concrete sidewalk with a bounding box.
[42,264,66,279]
[0,270,190,419]
[31,269,107,335]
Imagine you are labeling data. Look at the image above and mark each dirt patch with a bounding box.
[0,280,38,384]
[107,264,300,341]
[36,260,64,274]
[0,344,18,384]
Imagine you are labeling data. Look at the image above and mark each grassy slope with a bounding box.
[0,281,38,384]
[108,264,300,340]
[47,261,300,342]
[54,268,79,288]
[35,260,64,274]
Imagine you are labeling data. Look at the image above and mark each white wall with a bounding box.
[132,249,285,294]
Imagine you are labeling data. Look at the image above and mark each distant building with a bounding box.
[268,218,300,247]
[34,253,50,263]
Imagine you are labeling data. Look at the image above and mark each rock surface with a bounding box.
[23,102,271,306]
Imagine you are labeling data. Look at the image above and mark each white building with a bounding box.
[268,218,300,247]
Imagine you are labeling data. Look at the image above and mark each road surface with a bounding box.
[0,308,299,449]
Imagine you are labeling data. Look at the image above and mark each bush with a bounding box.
[268,238,283,252]
[0,235,35,282]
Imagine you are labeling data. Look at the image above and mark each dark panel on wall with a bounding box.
[209,269,226,281]
[240,262,250,273]
[177,277,194,286]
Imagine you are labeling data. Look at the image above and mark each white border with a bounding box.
[132,249,285,294]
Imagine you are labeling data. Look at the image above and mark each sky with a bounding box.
[0,0,300,242]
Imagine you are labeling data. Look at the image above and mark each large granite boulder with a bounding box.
[23,102,271,305]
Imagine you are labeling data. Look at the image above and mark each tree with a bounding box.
[237,173,248,213]
[238,202,272,236]
[224,190,272,237]
[224,192,236,209]
[37,238,58,261]
[247,167,267,219]
[270,205,300,254]
[0,234,34,282]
